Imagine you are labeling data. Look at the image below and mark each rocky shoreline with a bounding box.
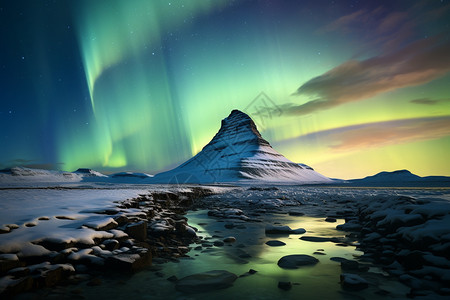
[338,194,450,298]
[0,187,214,298]
[2,186,450,299]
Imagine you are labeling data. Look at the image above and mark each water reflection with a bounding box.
[52,209,409,299]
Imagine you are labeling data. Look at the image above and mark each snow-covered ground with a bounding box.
[0,188,150,253]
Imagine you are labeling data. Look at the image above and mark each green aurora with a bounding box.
[1,0,449,179]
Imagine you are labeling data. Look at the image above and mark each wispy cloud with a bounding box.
[328,117,450,151]
[288,3,450,116]
[317,7,414,52]
[279,116,450,152]
[287,37,450,115]
[410,98,450,105]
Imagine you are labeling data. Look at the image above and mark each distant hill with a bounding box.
[348,170,450,187]
[0,167,153,187]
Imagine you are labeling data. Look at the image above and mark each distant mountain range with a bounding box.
[1,110,448,187]
[0,167,153,186]
[347,169,450,187]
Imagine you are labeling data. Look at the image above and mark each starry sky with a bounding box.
[1,0,449,179]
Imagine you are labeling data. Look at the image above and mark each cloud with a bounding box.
[317,7,414,52]
[410,98,450,105]
[286,116,450,152]
[287,37,450,115]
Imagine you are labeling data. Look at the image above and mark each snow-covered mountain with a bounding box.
[0,167,153,187]
[152,110,331,184]
[73,168,108,178]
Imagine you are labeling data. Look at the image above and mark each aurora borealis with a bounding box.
[1,0,449,179]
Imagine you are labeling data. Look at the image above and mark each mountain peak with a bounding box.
[211,109,269,152]
[153,110,331,183]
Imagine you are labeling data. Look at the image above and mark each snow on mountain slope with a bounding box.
[152,110,331,184]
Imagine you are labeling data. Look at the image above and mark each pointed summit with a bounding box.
[152,110,331,184]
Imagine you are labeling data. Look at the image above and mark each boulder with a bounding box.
[106,250,151,272]
[102,239,120,251]
[0,276,34,297]
[278,255,319,269]
[265,225,305,235]
[223,237,236,243]
[175,270,237,293]
[340,273,368,291]
[125,221,147,241]
[265,240,286,247]
[300,236,331,242]
[0,254,23,273]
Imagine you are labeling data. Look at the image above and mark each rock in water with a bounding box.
[152,110,331,183]
[340,273,369,290]
[266,240,286,247]
[278,281,292,290]
[175,270,238,293]
[278,255,319,269]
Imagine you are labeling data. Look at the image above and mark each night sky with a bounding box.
[1,0,449,179]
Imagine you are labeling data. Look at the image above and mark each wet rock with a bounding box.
[336,221,361,231]
[32,266,65,288]
[288,211,304,216]
[277,255,319,269]
[0,226,10,234]
[0,276,34,297]
[167,275,178,282]
[330,257,350,263]
[213,241,224,247]
[223,237,236,243]
[114,215,129,226]
[265,240,286,247]
[102,239,120,251]
[313,251,326,255]
[278,281,292,290]
[105,249,151,272]
[340,273,368,291]
[265,225,305,235]
[325,217,337,222]
[125,221,147,241]
[224,223,235,229]
[175,270,238,293]
[300,236,332,243]
[341,260,360,271]
[7,266,30,277]
[0,254,23,273]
